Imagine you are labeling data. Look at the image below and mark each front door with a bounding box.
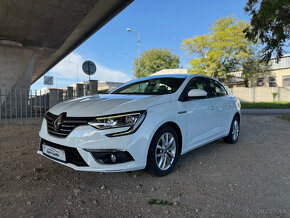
[179,77,217,151]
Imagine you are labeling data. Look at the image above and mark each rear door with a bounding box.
[207,78,232,135]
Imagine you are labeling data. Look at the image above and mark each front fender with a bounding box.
[142,101,186,153]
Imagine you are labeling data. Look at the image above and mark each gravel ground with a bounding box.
[0,115,289,218]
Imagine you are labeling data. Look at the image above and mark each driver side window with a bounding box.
[184,77,209,97]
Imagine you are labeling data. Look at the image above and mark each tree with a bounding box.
[242,51,268,86]
[244,0,290,62]
[181,15,267,85]
[133,48,180,78]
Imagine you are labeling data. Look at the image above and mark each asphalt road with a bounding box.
[0,115,289,217]
[242,108,290,115]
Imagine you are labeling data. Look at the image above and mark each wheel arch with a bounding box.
[225,112,241,136]
[154,121,183,155]
[234,112,240,122]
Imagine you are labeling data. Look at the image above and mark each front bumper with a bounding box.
[38,118,154,172]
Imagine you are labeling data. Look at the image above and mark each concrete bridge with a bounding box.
[0,0,133,93]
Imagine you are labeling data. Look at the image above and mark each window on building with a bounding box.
[257,78,265,86]
[269,77,277,87]
[283,76,290,87]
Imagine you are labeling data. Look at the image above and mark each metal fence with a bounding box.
[0,89,48,119]
[0,86,95,120]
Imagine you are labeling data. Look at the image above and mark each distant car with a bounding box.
[38,74,241,176]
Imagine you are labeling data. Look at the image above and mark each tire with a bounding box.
[146,125,179,177]
[223,116,240,144]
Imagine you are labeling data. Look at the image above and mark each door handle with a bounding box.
[208,106,215,110]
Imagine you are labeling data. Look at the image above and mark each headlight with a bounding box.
[88,111,146,137]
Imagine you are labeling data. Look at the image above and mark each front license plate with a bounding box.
[43,144,66,162]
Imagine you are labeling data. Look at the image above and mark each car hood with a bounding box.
[48,94,172,117]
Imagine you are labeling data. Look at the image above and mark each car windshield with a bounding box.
[111,78,185,95]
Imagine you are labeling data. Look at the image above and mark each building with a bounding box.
[98,81,125,91]
[151,56,290,88]
[68,81,124,92]
[230,55,290,87]
[256,55,290,87]
[36,80,124,98]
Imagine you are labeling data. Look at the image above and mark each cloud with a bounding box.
[49,52,131,83]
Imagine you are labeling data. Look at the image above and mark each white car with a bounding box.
[38,74,241,176]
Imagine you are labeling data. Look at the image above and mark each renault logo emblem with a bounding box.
[53,113,66,132]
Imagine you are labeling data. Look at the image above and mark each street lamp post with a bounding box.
[68,61,79,84]
[126,28,140,78]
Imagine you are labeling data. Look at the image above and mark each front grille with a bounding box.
[45,112,90,138]
[40,139,88,166]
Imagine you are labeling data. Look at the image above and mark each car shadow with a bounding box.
[176,139,227,165]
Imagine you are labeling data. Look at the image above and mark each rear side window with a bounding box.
[208,79,228,97]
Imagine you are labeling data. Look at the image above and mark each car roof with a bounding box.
[145,73,212,79]
[146,74,191,79]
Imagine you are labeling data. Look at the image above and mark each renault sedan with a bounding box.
[38,74,241,176]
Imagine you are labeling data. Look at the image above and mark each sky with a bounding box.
[31,0,251,90]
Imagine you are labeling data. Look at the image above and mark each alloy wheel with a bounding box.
[232,120,239,141]
[155,132,177,171]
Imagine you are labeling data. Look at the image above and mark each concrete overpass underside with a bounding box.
[0,0,133,92]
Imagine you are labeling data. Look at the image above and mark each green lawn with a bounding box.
[241,102,290,109]
[279,114,290,122]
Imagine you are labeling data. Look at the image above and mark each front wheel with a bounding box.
[146,125,179,177]
[223,116,240,144]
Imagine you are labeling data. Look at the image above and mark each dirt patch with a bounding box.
[0,116,289,217]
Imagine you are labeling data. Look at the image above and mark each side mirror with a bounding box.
[188,89,207,98]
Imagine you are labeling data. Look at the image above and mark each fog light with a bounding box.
[86,149,134,164]
[111,154,117,163]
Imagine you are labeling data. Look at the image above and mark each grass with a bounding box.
[241,102,290,109]
[148,199,173,206]
[279,114,290,122]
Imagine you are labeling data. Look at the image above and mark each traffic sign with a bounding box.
[44,76,53,85]
[82,61,96,76]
